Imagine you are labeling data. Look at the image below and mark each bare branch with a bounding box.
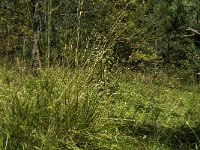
[186,27,200,35]
[183,34,195,37]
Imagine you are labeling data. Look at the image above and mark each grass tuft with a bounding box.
[0,67,200,149]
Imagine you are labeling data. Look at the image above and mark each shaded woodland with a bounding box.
[1,0,199,73]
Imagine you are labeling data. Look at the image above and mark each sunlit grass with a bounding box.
[0,67,200,149]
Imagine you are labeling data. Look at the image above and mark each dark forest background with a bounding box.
[1,0,199,74]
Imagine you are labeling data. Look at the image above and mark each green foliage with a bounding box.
[1,0,200,149]
[1,0,200,69]
[0,67,200,149]
[0,68,100,149]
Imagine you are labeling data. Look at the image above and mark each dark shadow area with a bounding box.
[117,121,200,149]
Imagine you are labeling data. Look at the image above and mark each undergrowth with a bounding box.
[0,67,200,149]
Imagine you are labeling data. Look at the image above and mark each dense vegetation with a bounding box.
[0,0,200,149]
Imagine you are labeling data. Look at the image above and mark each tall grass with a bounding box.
[1,66,200,149]
[0,68,101,149]
[0,1,129,149]
[1,1,200,149]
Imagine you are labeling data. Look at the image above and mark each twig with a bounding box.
[183,34,195,37]
[186,27,200,35]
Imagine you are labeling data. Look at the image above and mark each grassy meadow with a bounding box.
[0,66,200,150]
[1,0,200,149]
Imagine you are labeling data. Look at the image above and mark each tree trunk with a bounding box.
[32,0,41,76]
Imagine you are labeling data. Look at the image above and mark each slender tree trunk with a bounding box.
[46,0,52,68]
[75,0,84,69]
[32,0,41,76]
